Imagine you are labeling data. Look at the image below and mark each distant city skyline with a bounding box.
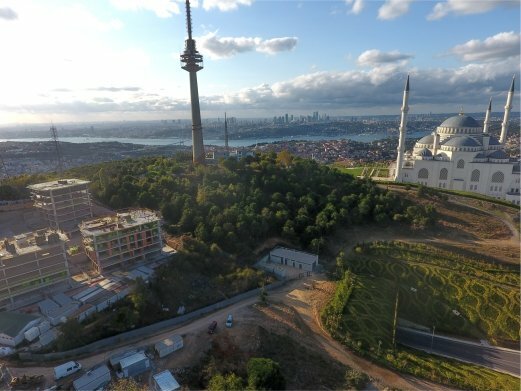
[0,0,519,125]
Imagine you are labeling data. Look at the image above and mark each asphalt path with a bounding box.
[397,327,520,377]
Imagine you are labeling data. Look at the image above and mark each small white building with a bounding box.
[0,311,41,347]
[155,334,183,358]
[153,370,181,391]
[269,247,318,272]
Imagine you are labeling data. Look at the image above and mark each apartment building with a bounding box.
[80,209,162,274]
[0,229,70,309]
[27,179,92,232]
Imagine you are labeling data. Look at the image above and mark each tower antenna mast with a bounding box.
[50,123,64,173]
[180,0,205,164]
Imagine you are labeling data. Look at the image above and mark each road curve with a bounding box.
[398,327,520,377]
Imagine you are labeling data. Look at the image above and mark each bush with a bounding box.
[246,358,285,390]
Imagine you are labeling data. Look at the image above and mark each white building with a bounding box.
[0,311,41,347]
[269,247,318,272]
[392,76,520,205]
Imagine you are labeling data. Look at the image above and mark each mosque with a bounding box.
[392,76,520,205]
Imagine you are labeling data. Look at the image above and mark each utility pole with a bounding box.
[430,325,436,352]
[391,288,399,349]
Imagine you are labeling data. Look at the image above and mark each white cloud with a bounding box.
[202,0,253,11]
[451,31,520,62]
[0,7,17,20]
[345,0,364,14]
[198,32,297,59]
[110,0,180,17]
[358,49,413,67]
[378,0,414,20]
[428,0,515,20]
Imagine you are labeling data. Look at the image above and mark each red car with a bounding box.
[208,320,217,334]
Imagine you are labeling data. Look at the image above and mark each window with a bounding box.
[418,168,429,179]
[491,171,504,183]
[439,168,448,180]
[457,159,465,169]
[470,170,480,182]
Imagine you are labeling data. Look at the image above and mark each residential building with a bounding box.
[0,229,70,309]
[80,209,162,274]
[27,179,92,231]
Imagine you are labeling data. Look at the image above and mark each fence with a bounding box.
[18,280,286,362]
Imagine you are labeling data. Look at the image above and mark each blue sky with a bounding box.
[0,0,519,124]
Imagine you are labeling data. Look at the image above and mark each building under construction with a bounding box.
[27,179,92,232]
[0,229,70,309]
[80,209,162,274]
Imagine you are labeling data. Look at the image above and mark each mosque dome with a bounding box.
[443,136,481,148]
[416,134,434,145]
[440,114,481,128]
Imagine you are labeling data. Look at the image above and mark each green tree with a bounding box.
[246,358,285,390]
[208,373,244,391]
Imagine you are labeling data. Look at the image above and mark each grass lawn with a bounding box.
[323,241,520,391]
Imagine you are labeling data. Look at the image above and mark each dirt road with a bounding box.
[8,277,451,390]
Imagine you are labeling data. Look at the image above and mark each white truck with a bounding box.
[53,361,82,380]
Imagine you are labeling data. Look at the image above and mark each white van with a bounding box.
[226,314,233,328]
[54,361,82,380]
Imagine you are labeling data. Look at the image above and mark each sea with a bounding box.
[0,130,430,147]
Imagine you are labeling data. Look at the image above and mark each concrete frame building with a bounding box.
[27,179,93,232]
[0,229,70,309]
[80,209,163,274]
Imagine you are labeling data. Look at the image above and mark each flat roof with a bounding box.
[120,351,148,369]
[0,229,68,260]
[27,178,90,192]
[0,311,40,338]
[270,247,318,265]
[73,364,110,390]
[80,209,160,236]
[153,370,181,391]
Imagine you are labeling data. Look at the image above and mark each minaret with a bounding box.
[180,0,205,164]
[224,112,229,152]
[483,98,492,134]
[394,75,410,181]
[499,75,515,145]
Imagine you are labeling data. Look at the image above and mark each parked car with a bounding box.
[53,361,82,380]
[208,320,217,334]
[225,314,233,328]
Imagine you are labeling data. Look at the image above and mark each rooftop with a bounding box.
[0,311,40,338]
[0,229,68,260]
[73,365,110,390]
[153,370,181,391]
[27,178,90,192]
[270,247,318,265]
[119,351,148,369]
[80,209,160,236]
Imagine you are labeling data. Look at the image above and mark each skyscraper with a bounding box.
[180,0,205,164]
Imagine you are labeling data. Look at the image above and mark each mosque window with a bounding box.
[418,168,429,179]
[470,170,480,182]
[439,168,448,180]
[491,171,504,183]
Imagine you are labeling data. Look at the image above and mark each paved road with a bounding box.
[397,327,520,377]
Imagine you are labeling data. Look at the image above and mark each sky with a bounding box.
[0,0,519,125]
